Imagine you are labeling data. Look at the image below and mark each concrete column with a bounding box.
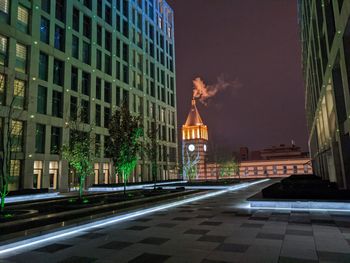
[23,120,36,189]
[110,164,116,183]
[59,160,69,192]
[42,160,50,188]
[99,162,104,184]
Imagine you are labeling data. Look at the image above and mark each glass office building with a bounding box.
[0,0,178,191]
[299,0,350,188]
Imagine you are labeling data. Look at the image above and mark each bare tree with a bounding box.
[0,75,25,213]
[144,119,159,189]
[183,150,200,182]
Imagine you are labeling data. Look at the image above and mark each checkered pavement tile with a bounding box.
[2,180,350,263]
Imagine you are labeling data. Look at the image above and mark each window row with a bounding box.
[0,74,26,109]
[0,35,27,73]
[239,165,310,176]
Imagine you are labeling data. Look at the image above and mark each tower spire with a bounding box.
[185,98,203,126]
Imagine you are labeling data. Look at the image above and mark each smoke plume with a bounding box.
[192,75,242,105]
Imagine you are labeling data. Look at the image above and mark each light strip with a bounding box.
[249,199,350,212]
[8,182,188,204]
[0,179,269,256]
[88,180,188,192]
[6,193,60,203]
[248,205,350,213]
[144,186,235,190]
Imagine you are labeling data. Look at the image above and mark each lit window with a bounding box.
[0,35,7,53]
[10,160,21,176]
[33,160,43,188]
[167,26,171,38]
[0,73,5,105]
[0,35,7,65]
[0,0,9,14]
[13,79,25,109]
[103,163,109,184]
[49,161,59,189]
[158,16,162,29]
[161,108,165,122]
[17,6,29,24]
[14,79,25,96]
[9,160,21,190]
[16,43,26,59]
[11,120,24,152]
[16,43,27,73]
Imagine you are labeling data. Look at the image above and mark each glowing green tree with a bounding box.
[61,131,95,199]
[219,159,239,178]
[107,104,143,196]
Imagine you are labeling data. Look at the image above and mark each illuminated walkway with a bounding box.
[2,180,350,263]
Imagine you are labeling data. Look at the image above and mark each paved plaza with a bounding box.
[1,180,350,263]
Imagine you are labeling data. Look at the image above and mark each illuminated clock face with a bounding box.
[188,144,195,152]
[204,144,207,152]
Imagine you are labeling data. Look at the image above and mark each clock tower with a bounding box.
[182,99,208,180]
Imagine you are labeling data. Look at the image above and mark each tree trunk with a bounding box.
[152,163,157,190]
[123,171,126,197]
[79,176,84,199]
[0,194,5,213]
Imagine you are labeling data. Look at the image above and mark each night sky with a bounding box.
[166,0,308,152]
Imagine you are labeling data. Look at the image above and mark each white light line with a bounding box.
[248,205,350,213]
[6,193,60,203]
[88,180,188,192]
[0,179,269,256]
[145,186,241,190]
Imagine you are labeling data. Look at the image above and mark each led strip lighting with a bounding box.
[88,180,188,192]
[144,186,240,190]
[248,204,350,213]
[6,193,60,204]
[0,179,269,256]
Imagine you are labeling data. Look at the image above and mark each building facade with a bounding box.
[299,0,350,188]
[205,144,312,180]
[205,159,312,180]
[0,0,178,192]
